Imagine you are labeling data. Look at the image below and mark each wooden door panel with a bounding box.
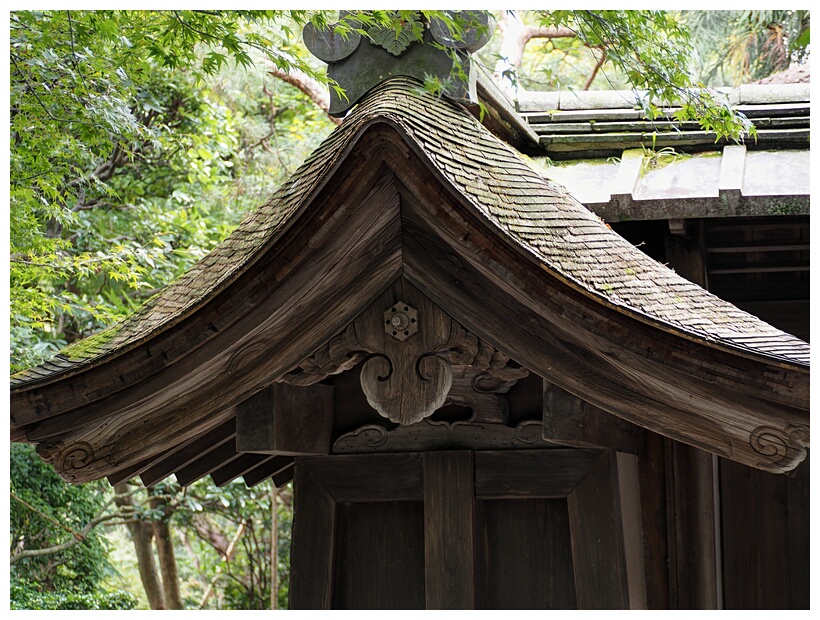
[333,501,425,609]
[478,498,576,609]
[290,450,636,609]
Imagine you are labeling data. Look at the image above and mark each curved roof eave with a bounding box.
[11,78,809,396]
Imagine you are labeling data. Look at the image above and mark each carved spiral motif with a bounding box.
[750,424,809,472]
[57,442,95,472]
[515,420,543,444]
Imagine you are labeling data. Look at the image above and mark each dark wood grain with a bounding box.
[720,456,809,609]
[236,383,334,455]
[475,449,602,499]
[423,451,476,609]
[174,439,241,487]
[567,451,628,609]
[333,501,425,609]
[289,463,336,609]
[242,455,293,488]
[139,418,236,487]
[210,453,273,487]
[668,443,718,608]
[477,498,576,609]
[298,453,423,502]
[637,430,670,609]
[543,380,639,453]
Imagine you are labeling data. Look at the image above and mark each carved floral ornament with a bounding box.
[281,297,528,425]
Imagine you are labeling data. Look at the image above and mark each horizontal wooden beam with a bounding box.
[236,383,333,455]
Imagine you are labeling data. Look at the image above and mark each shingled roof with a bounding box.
[12,77,808,393]
[11,77,810,485]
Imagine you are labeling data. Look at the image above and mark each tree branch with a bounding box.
[267,66,342,126]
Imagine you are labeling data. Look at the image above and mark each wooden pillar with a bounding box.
[667,442,720,608]
[288,463,336,609]
[567,451,629,609]
[423,451,476,609]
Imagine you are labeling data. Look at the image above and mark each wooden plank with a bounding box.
[107,453,163,487]
[668,443,719,608]
[477,498,576,609]
[424,451,476,609]
[616,452,647,609]
[475,449,602,499]
[242,456,293,488]
[543,381,639,453]
[236,383,334,455]
[333,501,425,609]
[210,453,274,487]
[140,418,236,487]
[786,454,810,607]
[299,454,424,502]
[289,462,336,609]
[719,458,805,609]
[637,430,670,609]
[174,439,240,487]
[567,451,629,609]
[271,463,294,488]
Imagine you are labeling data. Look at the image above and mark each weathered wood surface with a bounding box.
[356,282,454,425]
[637,430,671,609]
[543,381,639,453]
[139,418,236,487]
[236,383,333,455]
[423,451,476,609]
[719,455,810,609]
[28,160,405,482]
[297,453,423,502]
[667,443,719,608]
[477,498,576,608]
[567,451,629,608]
[390,175,807,472]
[474,449,602,499]
[333,501,425,609]
[289,462,337,609]
[174,439,241,487]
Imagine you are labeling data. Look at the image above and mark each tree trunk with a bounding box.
[114,483,166,610]
[150,494,183,610]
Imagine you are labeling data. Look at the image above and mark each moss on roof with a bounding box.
[11,77,809,389]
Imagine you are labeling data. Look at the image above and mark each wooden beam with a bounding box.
[475,449,602,499]
[236,383,334,455]
[174,439,240,487]
[567,451,629,609]
[210,453,275,488]
[423,451,476,609]
[139,418,236,487]
[543,381,638,453]
[289,462,336,609]
[243,456,294,488]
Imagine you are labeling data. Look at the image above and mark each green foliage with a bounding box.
[9,10,335,373]
[10,444,129,608]
[682,10,810,86]
[10,583,137,611]
[534,10,756,140]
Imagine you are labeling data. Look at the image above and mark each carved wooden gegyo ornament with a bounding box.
[358,289,453,425]
[281,279,528,426]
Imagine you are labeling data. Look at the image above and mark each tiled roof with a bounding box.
[11,77,809,389]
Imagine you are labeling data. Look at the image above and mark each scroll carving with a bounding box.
[281,324,375,386]
[280,280,530,426]
[750,424,810,472]
[36,441,96,482]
